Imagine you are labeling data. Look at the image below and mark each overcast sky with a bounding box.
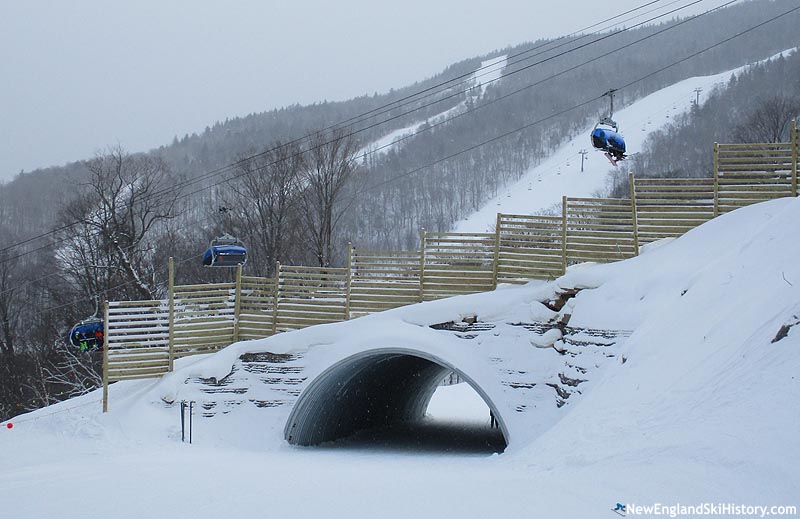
[0,0,719,181]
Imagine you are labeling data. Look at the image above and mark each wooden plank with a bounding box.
[174,282,236,291]
[717,176,792,183]
[566,248,636,261]
[276,311,346,322]
[107,353,170,365]
[350,300,414,311]
[349,293,422,303]
[279,271,347,279]
[107,366,169,378]
[424,231,495,238]
[352,249,422,256]
[173,348,224,359]
[717,145,791,151]
[350,281,420,290]
[424,245,495,254]
[107,341,170,351]
[566,238,636,248]
[108,299,163,308]
[172,334,234,347]
[497,255,563,268]
[108,372,167,382]
[172,344,229,355]
[107,359,170,371]
[173,328,234,340]
[349,289,420,299]
[499,212,563,221]
[634,178,715,185]
[498,249,563,259]
[718,192,792,201]
[277,300,347,309]
[498,230,562,241]
[497,263,564,275]
[636,216,712,226]
[280,264,348,271]
[173,308,235,319]
[275,317,342,329]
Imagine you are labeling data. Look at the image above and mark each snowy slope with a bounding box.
[358,55,507,157]
[3,195,799,518]
[454,48,798,232]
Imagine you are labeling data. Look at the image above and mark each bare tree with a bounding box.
[223,141,304,276]
[43,345,102,400]
[732,95,800,143]
[56,146,180,301]
[299,129,360,267]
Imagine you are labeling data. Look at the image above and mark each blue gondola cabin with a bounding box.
[203,234,247,267]
[69,318,104,351]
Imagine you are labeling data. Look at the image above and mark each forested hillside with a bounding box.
[2,0,800,420]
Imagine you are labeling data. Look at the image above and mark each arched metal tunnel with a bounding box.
[284,348,509,448]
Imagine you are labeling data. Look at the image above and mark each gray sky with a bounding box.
[0,0,716,181]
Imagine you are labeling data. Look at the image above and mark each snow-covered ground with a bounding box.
[454,48,798,232]
[3,193,799,518]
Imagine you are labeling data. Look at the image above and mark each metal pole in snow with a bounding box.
[189,401,193,444]
[180,401,185,442]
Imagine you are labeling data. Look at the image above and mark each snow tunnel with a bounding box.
[284,348,509,449]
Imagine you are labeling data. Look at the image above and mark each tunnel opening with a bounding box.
[284,349,508,454]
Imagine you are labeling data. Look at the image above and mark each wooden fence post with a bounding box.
[629,173,640,256]
[272,262,281,335]
[102,300,110,413]
[345,243,353,320]
[419,228,426,302]
[561,196,568,274]
[713,142,720,217]
[233,263,242,342]
[492,213,502,289]
[168,257,175,372]
[792,119,797,198]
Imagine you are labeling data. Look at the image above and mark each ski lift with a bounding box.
[590,89,627,166]
[203,233,247,267]
[68,297,104,351]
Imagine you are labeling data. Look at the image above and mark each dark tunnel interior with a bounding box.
[284,350,508,453]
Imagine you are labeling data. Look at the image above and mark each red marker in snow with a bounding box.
[5,423,12,429]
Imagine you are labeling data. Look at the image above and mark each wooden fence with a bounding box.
[714,141,796,214]
[630,177,715,244]
[494,213,563,283]
[275,264,348,332]
[348,248,421,317]
[102,128,800,409]
[421,231,496,301]
[564,196,637,265]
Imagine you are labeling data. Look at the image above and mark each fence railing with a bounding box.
[348,248,421,317]
[495,213,564,283]
[102,126,800,410]
[421,231,496,301]
[630,177,715,244]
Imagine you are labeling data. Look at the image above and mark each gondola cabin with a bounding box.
[591,126,626,155]
[68,317,104,351]
[590,118,626,165]
[203,234,247,267]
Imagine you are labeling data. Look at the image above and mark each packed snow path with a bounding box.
[163,299,630,449]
